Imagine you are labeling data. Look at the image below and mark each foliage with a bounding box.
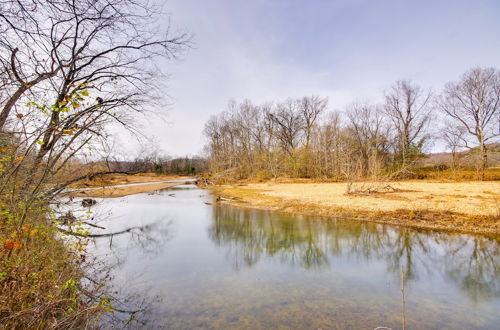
[0,203,102,328]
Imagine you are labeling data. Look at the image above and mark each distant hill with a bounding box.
[421,143,500,167]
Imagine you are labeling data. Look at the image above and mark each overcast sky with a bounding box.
[134,0,500,157]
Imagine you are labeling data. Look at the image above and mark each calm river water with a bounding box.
[78,184,499,329]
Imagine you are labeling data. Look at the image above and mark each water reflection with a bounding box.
[209,205,500,302]
[443,235,500,303]
[80,187,499,329]
[100,218,173,255]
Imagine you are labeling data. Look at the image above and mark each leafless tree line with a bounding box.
[108,155,208,175]
[204,68,500,181]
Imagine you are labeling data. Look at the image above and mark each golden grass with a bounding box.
[413,168,500,181]
[212,181,500,236]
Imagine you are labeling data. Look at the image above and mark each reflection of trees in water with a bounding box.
[442,235,499,302]
[384,229,431,281]
[92,217,173,255]
[209,206,329,270]
[89,218,173,327]
[208,205,499,302]
[60,198,173,255]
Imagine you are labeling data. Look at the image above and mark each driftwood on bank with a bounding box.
[216,196,239,202]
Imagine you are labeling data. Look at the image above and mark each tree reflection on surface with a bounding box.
[209,205,499,302]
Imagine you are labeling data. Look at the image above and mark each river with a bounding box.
[73,184,499,329]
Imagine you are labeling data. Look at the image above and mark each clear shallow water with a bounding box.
[78,185,499,329]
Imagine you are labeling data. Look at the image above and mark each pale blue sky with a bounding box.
[136,0,500,156]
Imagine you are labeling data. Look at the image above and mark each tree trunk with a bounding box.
[480,143,488,181]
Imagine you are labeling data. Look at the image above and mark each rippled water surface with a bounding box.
[80,185,499,329]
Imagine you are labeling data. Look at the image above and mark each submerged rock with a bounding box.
[81,198,97,207]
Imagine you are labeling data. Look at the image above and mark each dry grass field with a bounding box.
[250,181,500,216]
[213,180,500,236]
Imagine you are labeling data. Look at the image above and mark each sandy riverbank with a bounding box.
[69,173,193,188]
[68,182,186,198]
[67,173,195,198]
[212,181,500,236]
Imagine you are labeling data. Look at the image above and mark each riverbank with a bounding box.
[212,180,500,236]
[69,173,192,188]
[67,174,194,198]
[68,182,186,198]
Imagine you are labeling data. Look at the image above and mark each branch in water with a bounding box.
[58,224,149,238]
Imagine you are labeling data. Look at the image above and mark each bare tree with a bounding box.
[299,95,327,148]
[438,67,500,179]
[346,103,390,176]
[0,0,190,223]
[384,80,432,166]
[269,98,304,156]
[442,125,466,170]
[310,111,343,178]
[0,0,62,128]
[0,1,190,326]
